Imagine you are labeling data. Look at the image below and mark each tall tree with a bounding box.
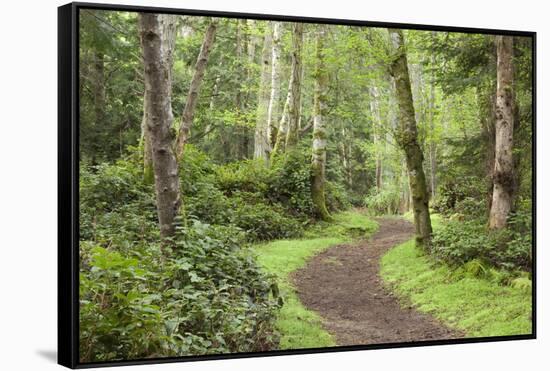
[489,36,515,229]
[254,26,273,162]
[311,25,331,221]
[369,87,383,192]
[267,22,282,148]
[142,14,177,183]
[387,28,432,247]
[176,19,217,159]
[139,13,181,239]
[272,22,303,155]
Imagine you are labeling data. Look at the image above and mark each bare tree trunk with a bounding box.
[285,23,304,148]
[272,23,303,155]
[428,42,437,199]
[175,19,217,159]
[311,25,331,221]
[489,36,515,229]
[267,22,282,148]
[388,28,432,248]
[369,87,383,191]
[139,13,181,239]
[254,27,273,162]
[142,15,177,183]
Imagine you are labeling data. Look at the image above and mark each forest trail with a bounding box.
[293,218,461,346]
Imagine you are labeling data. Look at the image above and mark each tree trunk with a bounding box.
[254,27,273,162]
[272,23,303,155]
[267,22,282,148]
[175,19,217,159]
[428,44,437,199]
[369,87,383,191]
[489,36,515,229]
[139,13,181,239]
[387,28,432,248]
[142,14,177,183]
[311,25,331,221]
[285,23,304,148]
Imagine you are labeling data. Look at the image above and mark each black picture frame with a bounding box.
[58,2,537,368]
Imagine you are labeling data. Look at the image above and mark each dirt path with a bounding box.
[292,218,460,346]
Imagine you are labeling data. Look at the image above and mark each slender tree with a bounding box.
[267,22,282,148]
[311,25,331,221]
[176,19,217,159]
[139,13,181,239]
[254,26,273,162]
[387,28,432,247]
[369,87,383,191]
[142,14,177,183]
[489,36,515,229]
[272,23,303,155]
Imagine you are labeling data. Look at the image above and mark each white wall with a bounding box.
[0,0,545,370]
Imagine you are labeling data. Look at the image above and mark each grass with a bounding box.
[381,213,532,337]
[254,210,378,349]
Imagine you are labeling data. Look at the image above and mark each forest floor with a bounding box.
[293,217,461,346]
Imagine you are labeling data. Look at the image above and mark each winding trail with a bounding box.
[292,218,461,346]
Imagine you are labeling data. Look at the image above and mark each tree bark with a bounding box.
[387,28,432,248]
[139,13,181,239]
[285,23,304,148]
[272,23,303,155]
[267,22,282,148]
[175,19,217,159]
[428,45,437,199]
[254,26,273,162]
[142,14,177,183]
[369,87,383,192]
[311,25,332,221]
[489,36,515,229]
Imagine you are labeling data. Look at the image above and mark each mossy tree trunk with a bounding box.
[387,28,432,248]
[311,25,332,221]
[139,13,181,239]
[489,36,515,229]
[175,19,217,159]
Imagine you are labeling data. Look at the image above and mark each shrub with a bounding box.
[79,220,281,362]
[432,176,486,217]
[229,199,303,241]
[325,181,351,211]
[431,219,531,271]
[363,186,401,215]
[269,149,315,216]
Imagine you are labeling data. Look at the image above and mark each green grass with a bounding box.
[254,210,378,349]
[381,216,532,337]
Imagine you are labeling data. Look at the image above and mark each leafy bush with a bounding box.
[80,220,281,362]
[363,186,401,215]
[269,149,315,216]
[229,200,303,241]
[325,181,352,211]
[431,219,531,271]
[432,176,486,218]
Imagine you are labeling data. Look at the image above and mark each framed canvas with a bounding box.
[58,2,536,368]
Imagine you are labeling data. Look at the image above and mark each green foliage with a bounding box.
[381,239,532,337]
[431,218,531,271]
[269,149,316,216]
[80,157,284,361]
[80,217,281,362]
[363,186,401,215]
[432,176,486,218]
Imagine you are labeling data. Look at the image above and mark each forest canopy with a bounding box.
[78,9,533,363]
